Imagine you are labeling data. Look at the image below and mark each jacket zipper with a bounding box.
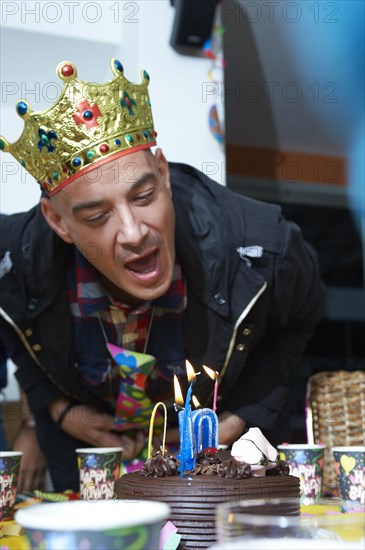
[220,281,268,380]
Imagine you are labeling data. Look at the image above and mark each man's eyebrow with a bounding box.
[72,200,105,215]
[71,171,156,215]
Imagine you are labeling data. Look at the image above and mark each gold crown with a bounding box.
[0,59,157,195]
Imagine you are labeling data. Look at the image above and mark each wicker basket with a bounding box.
[306,370,365,495]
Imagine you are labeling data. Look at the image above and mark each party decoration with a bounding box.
[76,448,122,501]
[107,343,163,433]
[340,455,357,475]
[0,452,22,521]
[333,446,365,512]
[278,443,325,504]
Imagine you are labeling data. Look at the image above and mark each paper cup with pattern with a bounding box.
[76,447,123,501]
[277,444,325,504]
[0,451,23,521]
[16,500,170,550]
[332,446,365,513]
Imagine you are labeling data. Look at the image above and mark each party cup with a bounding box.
[210,539,365,549]
[216,499,312,542]
[15,500,170,550]
[76,447,123,500]
[0,451,22,521]
[278,444,325,504]
[332,446,365,513]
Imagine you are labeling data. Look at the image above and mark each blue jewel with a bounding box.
[17,101,28,116]
[72,157,81,167]
[38,128,58,152]
[142,131,148,139]
[83,110,93,120]
[114,59,123,73]
[143,70,150,81]
[114,139,121,146]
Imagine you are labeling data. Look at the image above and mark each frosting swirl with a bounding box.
[141,452,179,477]
[266,459,290,476]
[218,458,253,479]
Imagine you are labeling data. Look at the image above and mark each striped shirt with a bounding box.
[67,248,187,406]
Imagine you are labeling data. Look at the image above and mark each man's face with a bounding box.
[42,149,176,306]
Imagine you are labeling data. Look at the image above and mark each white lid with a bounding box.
[15,500,170,531]
[277,444,326,450]
[75,447,123,453]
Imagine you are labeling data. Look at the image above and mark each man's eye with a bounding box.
[135,190,154,203]
[85,213,107,223]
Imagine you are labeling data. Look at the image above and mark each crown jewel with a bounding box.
[0,59,157,195]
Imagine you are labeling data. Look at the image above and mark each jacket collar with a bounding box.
[170,163,266,318]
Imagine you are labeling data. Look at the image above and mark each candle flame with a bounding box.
[174,375,184,407]
[192,395,201,408]
[203,365,218,381]
[186,360,196,383]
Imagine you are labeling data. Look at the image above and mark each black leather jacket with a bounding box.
[0,163,324,435]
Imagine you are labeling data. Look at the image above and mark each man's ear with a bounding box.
[40,197,74,244]
[154,148,171,194]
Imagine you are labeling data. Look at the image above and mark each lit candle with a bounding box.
[203,366,220,412]
[174,363,197,476]
[191,396,218,454]
[147,401,167,459]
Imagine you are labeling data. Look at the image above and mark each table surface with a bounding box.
[1,499,364,550]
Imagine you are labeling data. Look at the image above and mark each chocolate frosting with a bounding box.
[141,451,179,477]
[188,463,220,476]
[266,459,290,476]
[218,458,253,479]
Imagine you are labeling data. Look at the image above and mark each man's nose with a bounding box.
[115,207,148,247]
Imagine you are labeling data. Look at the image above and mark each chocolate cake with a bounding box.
[116,447,301,548]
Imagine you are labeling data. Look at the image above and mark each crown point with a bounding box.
[143,70,150,83]
[112,59,124,75]
[0,137,9,151]
[57,62,77,81]
[16,101,30,118]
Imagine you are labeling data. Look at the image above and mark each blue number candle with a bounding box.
[191,407,218,454]
[174,362,197,477]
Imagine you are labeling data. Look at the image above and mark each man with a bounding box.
[0,60,324,491]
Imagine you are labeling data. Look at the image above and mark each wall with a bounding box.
[0,0,224,214]
[223,0,364,214]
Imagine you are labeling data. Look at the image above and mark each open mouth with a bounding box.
[125,250,159,275]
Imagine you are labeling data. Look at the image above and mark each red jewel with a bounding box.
[136,134,141,141]
[99,144,109,154]
[62,166,68,173]
[152,130,157,138]
[61,64,74,77]
[125,97,131,108]
[203,447,218,454]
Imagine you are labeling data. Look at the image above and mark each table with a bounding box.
[1,500,364,549]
